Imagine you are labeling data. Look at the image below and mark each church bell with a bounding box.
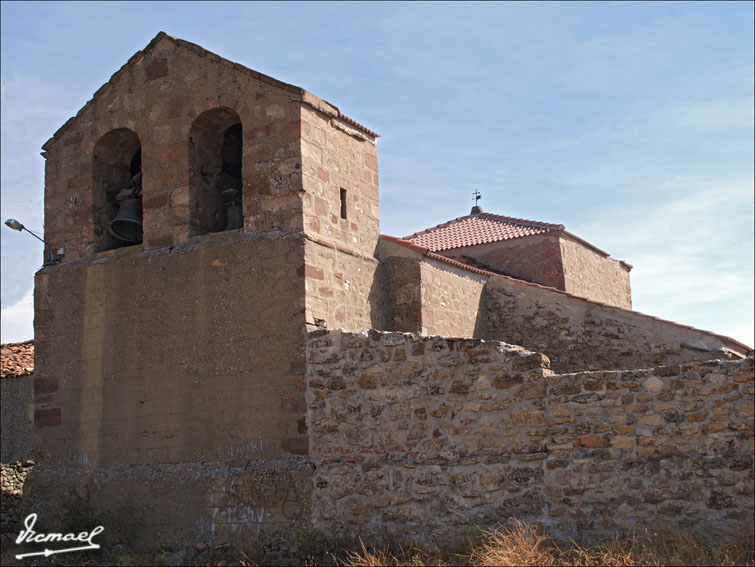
[224,201,243,231]
[108,197,143,243]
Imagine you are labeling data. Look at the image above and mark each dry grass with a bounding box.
[341,522,755,567]
[341,539,446,567]
[469,520,558,566]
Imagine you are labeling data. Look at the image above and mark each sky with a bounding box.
[1,1,753,346]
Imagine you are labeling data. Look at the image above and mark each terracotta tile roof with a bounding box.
[1,340,34,379]
[404,212,564,252]
[337,113,379,139]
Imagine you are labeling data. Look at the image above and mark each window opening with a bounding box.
[189,108,243,235]
[93,129,143,251]
[340,188,347,220]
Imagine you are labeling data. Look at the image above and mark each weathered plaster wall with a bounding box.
[486,275,745,373]
[306,331,754,543]
[440,233,564,290]
[29,234,312,548]
[34,235,307,466]
[1,377,33,463]
[25,458,312,550]
[560,234,631,309]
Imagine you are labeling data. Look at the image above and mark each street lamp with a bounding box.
[4,219,61,264]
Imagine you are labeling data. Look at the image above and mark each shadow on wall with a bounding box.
[369,258,422,333]
[368,254,488,339]
[473,284,488,339]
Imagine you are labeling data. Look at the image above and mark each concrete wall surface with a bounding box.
[24,458,312,550]
[1,377,33,463]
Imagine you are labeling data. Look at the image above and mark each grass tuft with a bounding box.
[340,523,754,567]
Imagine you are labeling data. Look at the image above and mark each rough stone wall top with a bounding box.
[486,273,751,372]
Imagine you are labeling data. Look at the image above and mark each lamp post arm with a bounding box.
[22,227,47,246]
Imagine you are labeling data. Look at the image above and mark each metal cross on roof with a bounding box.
[473,189,481,205]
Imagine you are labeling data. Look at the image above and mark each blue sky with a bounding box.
[1,1,753,345]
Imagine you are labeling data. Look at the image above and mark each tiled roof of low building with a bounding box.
[1,340,34,379]
[380,234,751,355]
[404,211,564,252]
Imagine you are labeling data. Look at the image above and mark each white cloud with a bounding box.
[571,176,754,346]
[658,99,755,130]
[1,286,34,343]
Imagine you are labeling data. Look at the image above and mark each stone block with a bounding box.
[610,435,637,448]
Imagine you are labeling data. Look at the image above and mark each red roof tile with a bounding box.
[1,340,34,378]
[337,113,379,139]
[404,212,563,251]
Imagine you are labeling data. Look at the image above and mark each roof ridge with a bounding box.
[1,339,34,347]
[404,214,473,240]
[403,210,563,251]
[478,211,564,231]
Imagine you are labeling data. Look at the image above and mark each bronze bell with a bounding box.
[108,197,143,243]
[224,201,243,231]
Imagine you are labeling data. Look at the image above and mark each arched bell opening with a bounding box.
[93,128,143,251]
[188,108,243,236]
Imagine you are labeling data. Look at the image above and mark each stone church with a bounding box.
[19,32,752,550]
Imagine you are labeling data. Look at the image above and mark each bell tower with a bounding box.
[31,32,380,546]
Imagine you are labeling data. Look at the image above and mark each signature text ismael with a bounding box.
[16,513,104,546]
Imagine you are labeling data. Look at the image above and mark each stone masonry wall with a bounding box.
[29,233,312,549]
[304,239,380,332]
[306,331,754,543]
[486,275,745,373]
[42,34,310,260]
[441,233,565,290]
[24,458,312,550]
[375,256,422,333]
[377,237,487,337]
[300,104,380,260]
[1,461,35,545]
[560,234,631,309]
